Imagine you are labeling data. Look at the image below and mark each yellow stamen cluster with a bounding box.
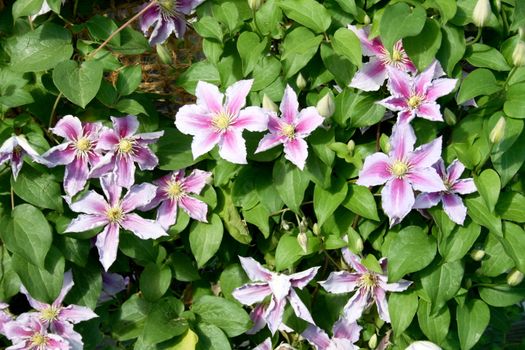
[407,95,424,109]
[158,0,176,12]
[281,124,295,139]
[106,206,124,223]
[391,160,409,178]
[31,333,47,346]
[167,181,184,200]
[212,112,231,131]
[391,49,402,62]
[360,272,378,288]
[41,307,60,321]
[118,139,134,154]
[75,137,91,152]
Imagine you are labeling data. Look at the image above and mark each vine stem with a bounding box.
[49,92,63,130]
[10,187,14,210]
[88,0,157,58]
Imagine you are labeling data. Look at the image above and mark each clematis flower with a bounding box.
[232,256,320,335]
[348,25,416,91]
[0,302,12,335]
[141,169,212,230]
[65,174,168,270]
[320,248,411,323]
[19,270,97,349]
[42,115,104,197]
[139,0,205,45]
[3,313,69,350]
[255,85,324,170]
[89,115,164,189]
[175,80,268,164]
[0,135,46,180]
[301,318,362,350]
[377,61,457,124]
[253,338,272,350]
[356,123,446,226]
[413,159,477,225]
[98,272,130,304]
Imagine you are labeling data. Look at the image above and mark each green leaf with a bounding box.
[237,31,267,76]
[466,44,511,71]
[157,128,202,171]
[86,15,120,46]
[457,299,490,350]
[465,196,502,236]
[252,56,281,91]
[52,60,103,108]
[389,290,418,335]
[6,23,73,72]
[496,192,525,223]
[275,232,321,271]
[242,203,271,238]
[0,247,21,301]
[273,156,310,213]
[108,27,150,55]
[281,27,323,79]
[502,222,525,273]
[219,264,249,302]
[176,61,221,94]
[479,284,525,307]
[457,68,501,104]
[218,187,252,244]
[380,2,426,52]
[192,295,251,337]
[492,128,525,186]
[404,18,442,71]
[279,0,331,33]
[114,294,152,341]
[332,28,362,67]
[342,184,379,221]
[140,263,172,301]
[504,82,525,119]
[170,252,200,282]
[142,297,188,345]
[438,220,481,262]
[479,232,514,277]
[333,89,385,128]
[65,263,102,310]
[114,98,148,116]
[417,299,450,345]
[320,43,356,87]
[255,0,283,36]
[436,24,466,75]
[12,0,44,20]
[385,226,437,282]
[195,323,231,350]
[116,65,142,96]
[474,169,500,212]
[170,329,199,350]
[313,177,348,227]
[11,168,63,211]
[189,214,224,268]
[420,260,464,313]
[193,16,223,42]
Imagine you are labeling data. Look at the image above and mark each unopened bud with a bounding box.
[470,249,485,261]
[312,223,320,236]
[297,231,308,253]
[465,278,472,289]
[512,40,525,67]
[262,94,278,113]
[354,237,364,253]
[519,27,525,41]
[296,73,307,90]
[507,268,524,286]
[472,0,491,27]
[495,0,501,11]
[156,44,173,65]
[247,0,262,10]
[347,140,355,153]
[281,220,291,231]
[363,14,371,25]
[489,116,506,144]
[368,334,378,349]
[316,93,335,118]
[444,108,457,126]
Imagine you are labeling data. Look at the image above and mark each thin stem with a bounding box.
[89,1,157,58]
[503,66,518,90]
[466,27,482,46]
[10,186,14,210]
[49,92,63,129]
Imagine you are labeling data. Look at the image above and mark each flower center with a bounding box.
[281,124,295,139]
[13,145,22,156]
[106,206,124,223]
[166,181,184,199]
[159,0,176,12]
[391,49,403,62]
[391,160,409,178]
[407,95,424,109]
[360,272,378,288]
[443,179,453,191]
[118,139,134,154]
[75,137,91,152]
[31,333,47,346]
[212,112,232,131]
[41,306,60,321]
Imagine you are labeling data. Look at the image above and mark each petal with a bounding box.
[356,153,391,187]
[390,123,416,161]
[179,196,208,222]
[134,131,164,144]
[96,223,120,271]
[347,25,384,56]
[253,338,273,350]
[381,178,415,226]
[426,78,458,101]
[343,288,369,323]
[3,321,34,340]
[452,179,477,195]
[183,169,211,194]
[231,283,272,305]
[349,58,387,91]
[288,289,315,323]
[191,130,220,159]
[319,271,360,293]
[16,136,43,162]
[279,85,299,123]
[398,109,416,124]
[408,137,442,169]
[377,96,408,112]
[156,200,178,230]
[195,81,224,114]
[69,191,107,214]
[382,279,412,292]
[88,153,116,179]
[112,115,139,139]
[238,256,273,282]
[218,130,247,164]
[247,304,267,335]
[64,156,89,197]
[374,287,390,323]
[446,159,465,183]
[51,115,82,141]
[283,137,308,170]
[20,285,48,311]
[386,67,412,98]
[122,183,158,212]
[290,266,320,289]
[54,270,74,306]
[442,193,467,225]
[139,5,160,32]
[133,146,159,171]
[58,305,97,323]
[406,168,446,193]
[172,17,187,39]
[302,325,331,349]
[234,106,268,132]
[100,173,122,206]
[433,158,447,178]
[42,143,76,166]
[333,318,362,342]
[414,61,437,96]
[295,107,324,137]
[225,79,253,115]
[255,133,285,153]
[174,104,213,136]
[265,296,286,335]
[149,17,175,46]
[116,155,136,189]
[413,192,442,209]
[65,215,108,233]
[121,213,168,239]
[416,102,443,122]
[342,248,368,273]
[96,130,120,151]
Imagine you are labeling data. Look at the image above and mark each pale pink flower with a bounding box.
[414,159,477,225]
[175,80,268,164]
[320,248,411,323]
[3,313,69,350]
[356,123,445,226]
[65,174,168,270]
[0,135,46,180]
[232,257,320,335]
[348,25,416,91]
[377,61,457,124]
[255,85,324,170]
[301,318,362,350]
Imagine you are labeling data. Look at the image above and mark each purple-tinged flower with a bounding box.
[42,115,104,197]
[3,313,69,350]
[301,318,362,350]
[413,159,477,225]
[19,271,97,349]
[320,249,411,323]
[348,25,416,92]
[89,115,164,189]
[65,174,168,270]
[98,272,130,304]
[356,123,446,226]
[253,338,272,350]
[142,169,212,230]
[0,135,46,180]
[255,85,324,170]
[377,61,458,124]
[232,257,320,335]
[0,302,12,335]
[139,0,205,45]
[175,80,268,164]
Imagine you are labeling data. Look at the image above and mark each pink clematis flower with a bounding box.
[19,271,97,349]
[0,135,46,180]
[320,248,411,323]
[65,174,168,270]
[142,169,212,230]
[301,318,362,350]
[413,159,477,225]
[348,25,416,91]
[232,257,320,335]
[377,61,458,124]
[175,80,268,164]
[255,85,324,170]
[3,313,69,350]
[139,0,205,45]
[356,123,446,226]
[43,115,104,197]
[89,115,164,189]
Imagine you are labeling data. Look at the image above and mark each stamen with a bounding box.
[106,206,124,223]
[391,160,409,178]
[281,124,295,139]
[212,112,231,131]
[166,181,184,199]
[360,272,378,288]
[407,95,424,109]
[41,306,60,321]
[118,139,134,154]
[75,137,91,152]
[31,333,47,346]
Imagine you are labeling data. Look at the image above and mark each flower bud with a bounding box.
[316,93,335,118]
[347,140,355,153]
[472,0,491,27]
[156,44,173,65]
[281,220,291,231]
[519,26,525,41]
[443,108,457,126]
[489,116,506,144]
[470,248,485,261]
[512,40,525,67]
[363,14,371,25]
[248,0,262,10]
[405,341,442,350]
[296,73,307,90]
[507,268,524,286]
[297,231,308,253]
[354,237,364,253]
[312,223,320,236]
[495,0,501,11]
[368,334,378,349]
[262,94,279,113]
